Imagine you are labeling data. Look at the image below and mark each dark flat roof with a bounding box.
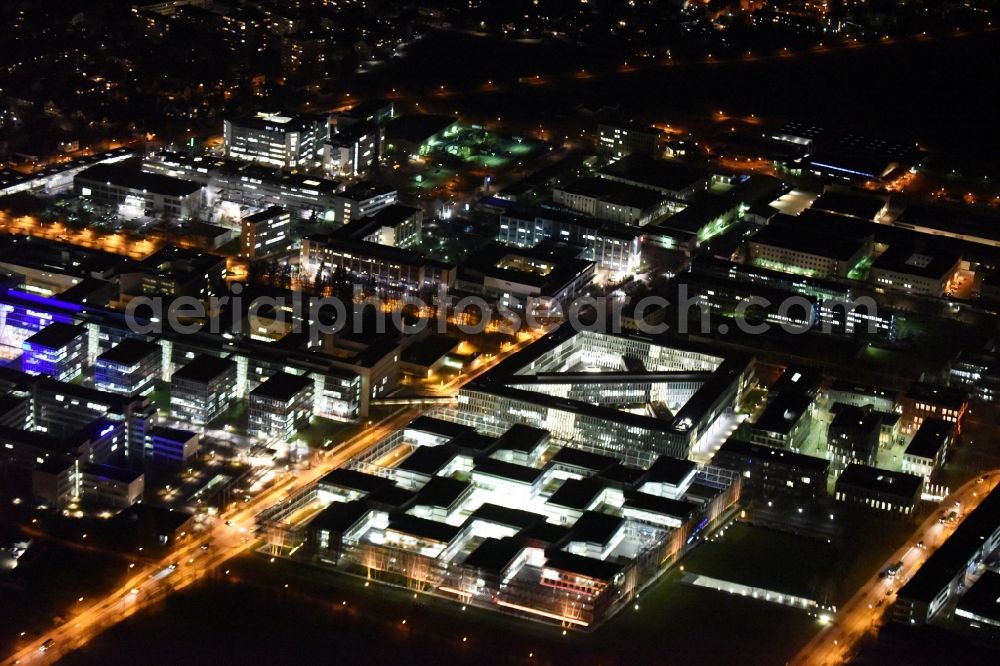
[547,477,607,511]
[549,447,618,474]
[751,392,814,435]
[81,462,143,484]
[97,338,160,366]
[835,464,922,499]
[450,431,497,453]
[77,163,202,197]
[956,570,1000,624]
[386,114,457,143]
[599,154,709,193]
[473,459,543,485]
[309,500,372,534]
[366,204,421,227]
[624,492,698,521]
[469,503,545,531]
[905,418,954,460]
[872,243,961,280]
[494,423,550,453]
[644,455,697,486]
[405,415,474,441]
[250,371,312,402]
[398,445,460,476]
[412,476,471,509]
[904,382,968,409]
[900,484,1000,604]
[543,550,623,582]
[318,468,394,495]
[401,335,461,368]
[387,514,460,543]
[567,511,625,546]
[150,425,198,442]
[172,354,236,384]
[558,176,666,210]
[244,206,289,223]
[713,438,830,474]
[24,323,85,350]
[810,191,886,220]
[365,484,416,509]
[771,365,823,397]
[337,180,396,201]
[750,218,870,261]
[463,536,525,574]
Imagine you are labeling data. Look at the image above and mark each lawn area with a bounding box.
[679,523,837,600]
[61,551,820,666]
[295,415,356,449]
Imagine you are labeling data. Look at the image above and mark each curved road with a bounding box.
[791,470,1000,666]
[3,407,422,666]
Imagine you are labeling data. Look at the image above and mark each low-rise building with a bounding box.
[324,123,384,177]
[75,163,205,219]
[333,181,398,224]
[148,426,199,463]
[834,464,923,515]
[300,234,454,292]
[745,392,814,451]
[335,204,423,249]
[902,418,954,481]
[712,438,829,502]
[954,571,1000,635]
[597,153,710,201]
[597,121,664,158]
[553,177,671,226]
[870,244,961,298]
[747,220,873,279]
[118,245,227,301]
[827,404,881,471]
[79,462,145,509]
[496,205,642,276]
[456,242,595,316]
[895,484,1000,625]
[898,382,968,435]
